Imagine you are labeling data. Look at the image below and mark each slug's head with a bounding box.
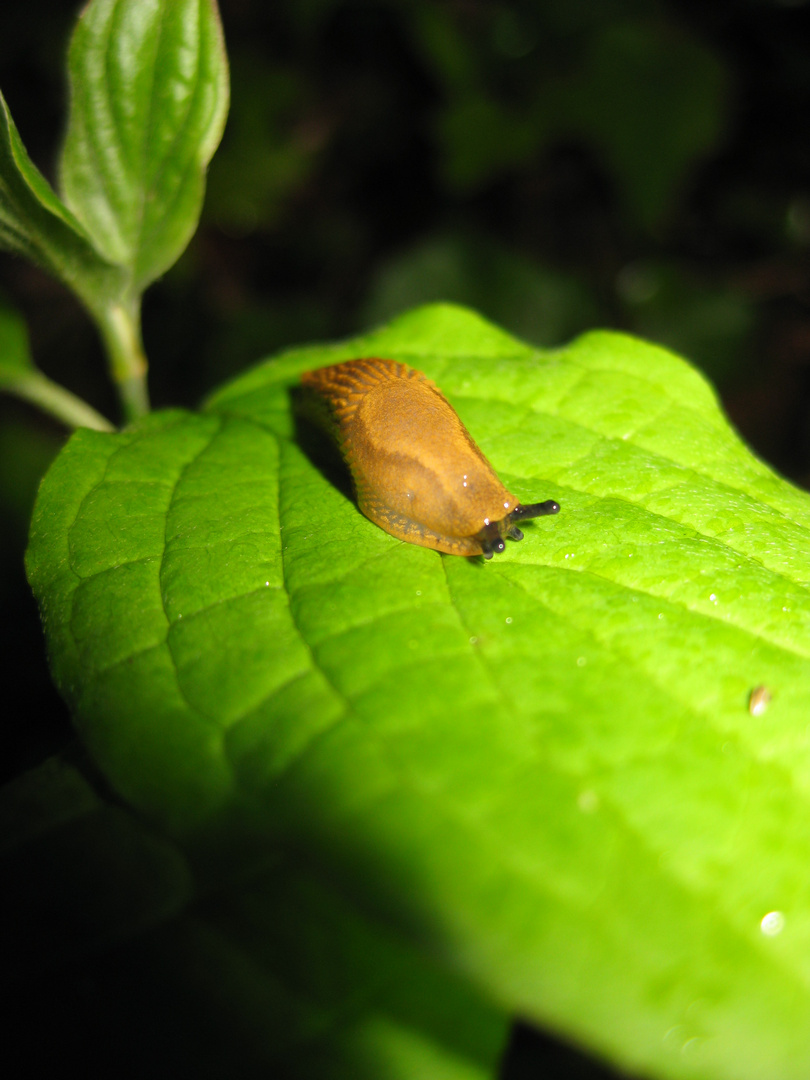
[475,499,560,559]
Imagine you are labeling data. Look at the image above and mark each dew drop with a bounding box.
[760,910,785,936]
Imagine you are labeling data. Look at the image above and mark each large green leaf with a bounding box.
[2,755,506,1079]
[26,304,810,1079]
[59,0,229,294]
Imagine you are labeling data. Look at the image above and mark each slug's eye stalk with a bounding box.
[510,500,561,521]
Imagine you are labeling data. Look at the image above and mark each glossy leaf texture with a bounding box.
[0,89,124,311]
[2,755,505,1079]
[59,0,229,294]
[26,304,810,1079]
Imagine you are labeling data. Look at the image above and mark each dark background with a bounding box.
[3,1,810,1075]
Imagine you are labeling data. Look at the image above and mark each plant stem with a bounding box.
[97,300,150,421]
[8,372,114,431]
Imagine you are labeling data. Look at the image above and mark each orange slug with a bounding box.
[300,358,560,558]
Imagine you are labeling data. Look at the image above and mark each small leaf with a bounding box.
[60,0,229,293]
[26,305,810,1079]
[0,294,115,430]
[0,90,124,309]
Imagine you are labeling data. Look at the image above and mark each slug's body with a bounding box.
[300,358,559,558]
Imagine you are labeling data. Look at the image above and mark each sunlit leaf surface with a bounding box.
[26,304,810,1079]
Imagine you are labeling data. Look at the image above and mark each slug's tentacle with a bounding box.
[479,536,506,560]
[300,358,561,558]
[510,500,561,521]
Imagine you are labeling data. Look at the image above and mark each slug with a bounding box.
[299,358,560,558]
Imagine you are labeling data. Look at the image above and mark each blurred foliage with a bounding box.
[6,0,805,429]
[616,260,757,385]
[362,232,601,345]
[4,0,810,1074]
[423,11,730,231]
[204,55,319,236]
